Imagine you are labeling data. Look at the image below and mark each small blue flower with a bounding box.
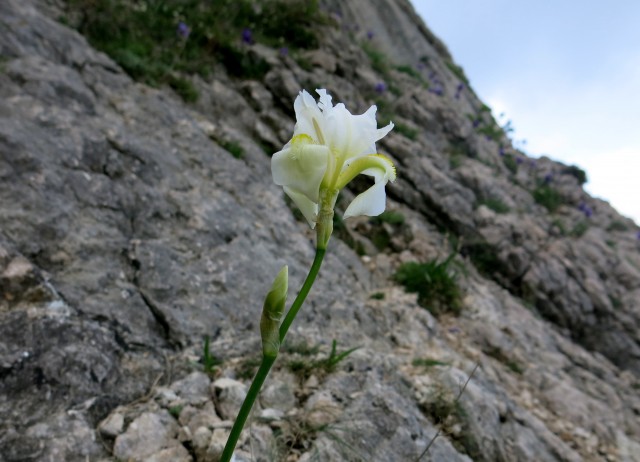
[279,47,289,56]
[499,146,506,156]
[516,157,523,165]
[454,83,464,99]
[177,22,190,39]
[544,173,553,184]
[242,28,253,44]
[472,118,481,128]
[367,30,375,39]
[636,230,640,240]
[374,82,387,94]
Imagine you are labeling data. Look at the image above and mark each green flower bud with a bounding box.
[260,265,288,358]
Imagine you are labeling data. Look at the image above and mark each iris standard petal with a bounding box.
[293,90,324,143]
[376,121,394,141]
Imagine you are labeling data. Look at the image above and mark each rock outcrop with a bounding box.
[1,0,639,461]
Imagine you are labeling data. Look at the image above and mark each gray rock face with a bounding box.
[1,0,640,461]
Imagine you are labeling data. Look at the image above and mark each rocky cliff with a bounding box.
[1,0,640,461]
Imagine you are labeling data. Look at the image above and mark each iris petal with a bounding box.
[271,141,329,203]
[283,186,319,228]
[343,180,388,218]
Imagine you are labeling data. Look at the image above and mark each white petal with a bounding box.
[293,90,324,143]
[284,187,318,228]
[316,89,333,111]
[376,121,394,141]
[343,180,388,218]
[271,143,329,202]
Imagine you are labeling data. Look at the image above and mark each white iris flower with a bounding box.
[271,89,396,230]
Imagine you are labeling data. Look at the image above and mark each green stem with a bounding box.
[220,356,275,462]
[279,248,326,342]
[220,247,326,461]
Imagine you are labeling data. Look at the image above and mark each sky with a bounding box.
[411,0,640,224]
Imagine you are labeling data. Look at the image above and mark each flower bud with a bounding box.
[260,265,288,358]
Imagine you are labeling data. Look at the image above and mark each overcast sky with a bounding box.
[411,0,640,224]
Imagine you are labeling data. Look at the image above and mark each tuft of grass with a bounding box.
[393,122,419,140]
[368,210,407,251]
[563,165,588,185]
[371,210,406,226]
[168,75,198,102]
[395,64,422,80]
[449,155,462,169]
[412,357,450,368]
[445,60,469,85]
[502,153,518,174]
[220,140,244,159]
[607,220,629,232]
[485,347,524,375]
[286,339,360,379]
[370,227,391,251]
[476,123,503,141]
[362,41,389,76]
[392,254,462,316]
[462,242,507,280]
[533,185,563,213]
[63,0,325,98]
[570,220,589,238]
[370,292,385,300]
[201,335,221,376]
[479,198,510,214]
[322,340,360,373]
[169,404,183,419]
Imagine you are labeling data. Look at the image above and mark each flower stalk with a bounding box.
[221,89,395,460]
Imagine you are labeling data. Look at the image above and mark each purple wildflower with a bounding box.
[374,82,387,94]
[279,47,289,56]
[516,157,523,165]
[636,230,640,240]
[472,118,481,128]
[177,22,190,39]
[367,30,375,39]
[242,28,253,45]
[530,160,537,168]
[428,85,444,96]
[417,63,425,71]
[454,83,464,99]
[544,173,553,184]
[499,146,506,156]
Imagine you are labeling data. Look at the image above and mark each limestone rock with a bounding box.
[1,0,640,460]
[211,378,249,421]
[113,412,181,461]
